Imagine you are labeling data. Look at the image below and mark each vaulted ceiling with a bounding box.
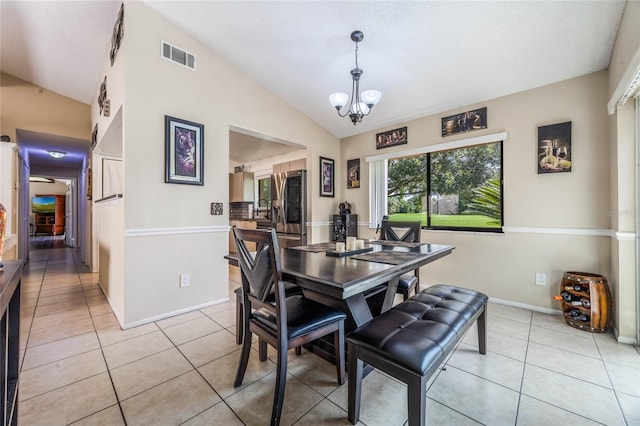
[0,0,627,166]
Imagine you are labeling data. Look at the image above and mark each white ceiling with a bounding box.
[0,0,626,165]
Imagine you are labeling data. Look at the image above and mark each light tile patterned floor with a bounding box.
[17,245,640,425]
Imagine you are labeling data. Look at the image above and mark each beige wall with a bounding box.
[95,2,341,326]
[342,72,619,325]
[0,72,91,143]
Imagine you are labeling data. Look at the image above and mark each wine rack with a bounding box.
[557,271,611,333]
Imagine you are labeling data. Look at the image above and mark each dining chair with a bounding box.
[379,219,422,300]
[233,227,346,426]
[231,225,303,345]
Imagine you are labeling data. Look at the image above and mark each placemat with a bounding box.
[369,240,424,248]
[289,242,338,253]
[352,250,423,265]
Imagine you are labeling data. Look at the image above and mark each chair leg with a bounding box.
[271,345,288,426]
[477,305,487,355]
[259,339,268,361]
[295,346,302,356]
[347,343,363,425]
[334,322,345,385]
[233,330,252,387]
[235,290,243,345]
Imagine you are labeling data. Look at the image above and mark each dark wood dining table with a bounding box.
[226,240,455,364]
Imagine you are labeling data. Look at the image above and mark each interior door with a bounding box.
[65,181,74,246]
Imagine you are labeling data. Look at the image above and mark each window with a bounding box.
[257,177,271,207]
[370,134,504,233]
[427,142,502,231]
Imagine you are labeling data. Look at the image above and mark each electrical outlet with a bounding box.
[535,272,547,286]
[180,273,190,287]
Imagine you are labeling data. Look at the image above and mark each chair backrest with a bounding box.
[233,227,287,326]
[379,220,421,243]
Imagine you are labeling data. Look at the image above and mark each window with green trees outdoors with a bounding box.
[387,141,503,232]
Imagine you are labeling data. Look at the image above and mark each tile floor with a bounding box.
[17,244,640,425]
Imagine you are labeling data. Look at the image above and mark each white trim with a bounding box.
[612,324,638,345]
[307,221,332,227]
[122,297,229,329]
[504,226,611,237]
[125,226,229,237]
[615,231,637,241]
[607,46,640,114]
[365,131,508,163]
[489,297,561,315]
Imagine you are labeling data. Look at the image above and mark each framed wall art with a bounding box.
[441,107,487,136]
[347,158,360,189]
[320,156,335,197]
[165,115,204,185]
[110,3,124,66]
[538,121,572,174]
[376,127,407,149]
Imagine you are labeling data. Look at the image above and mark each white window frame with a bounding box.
[366,131,508,229]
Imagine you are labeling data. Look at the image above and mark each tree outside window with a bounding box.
[386,141,503,232]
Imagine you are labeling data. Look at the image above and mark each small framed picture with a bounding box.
[165,115,204,185]
[347,158,360,189]
[320,156,335,197]
[441,107,487,136]
[538,121,572,174]
[376,127,407,149]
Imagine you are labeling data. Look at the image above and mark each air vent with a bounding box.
[161,41,196,70]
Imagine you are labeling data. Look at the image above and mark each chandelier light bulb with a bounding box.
[329,92,349,110]
[361,90,382,107]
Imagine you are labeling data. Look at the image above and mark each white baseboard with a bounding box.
[488,297,561,315]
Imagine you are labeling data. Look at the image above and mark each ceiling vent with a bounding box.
[161,41,195,70]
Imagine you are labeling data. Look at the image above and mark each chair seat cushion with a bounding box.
[397,274,418,291]
[253,295,346,339]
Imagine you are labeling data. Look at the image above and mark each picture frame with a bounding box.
[165,115,204,185]
[110,3,124,66]
[319,156,335,197]
[347,158,360,189]
[441,107,487,136]
[538,121,572,174]
[376,126,408,149]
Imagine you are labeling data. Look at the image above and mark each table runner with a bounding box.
[289,242,337,253]
[369,240,424,248]
[351,250,423,265]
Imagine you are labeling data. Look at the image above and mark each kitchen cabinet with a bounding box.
[229,172,255,202]
[229,220,256,253]
[273,158,306,174]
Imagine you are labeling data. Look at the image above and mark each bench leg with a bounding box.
[347,344,363,425]
[407,374,427,426]
[477,305,487,355]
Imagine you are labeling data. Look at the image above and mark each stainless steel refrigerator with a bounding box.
[271,169,307,248]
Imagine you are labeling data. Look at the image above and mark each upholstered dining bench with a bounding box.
[347,284,488,426]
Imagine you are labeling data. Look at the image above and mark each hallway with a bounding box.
[17,244,640,425]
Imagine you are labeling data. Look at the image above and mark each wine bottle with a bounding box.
[573,284,588,292]
[580,298,591,308]
[568,310,590,322]
[561,292,582,305]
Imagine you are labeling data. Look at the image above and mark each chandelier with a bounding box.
[329,30,382,125]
